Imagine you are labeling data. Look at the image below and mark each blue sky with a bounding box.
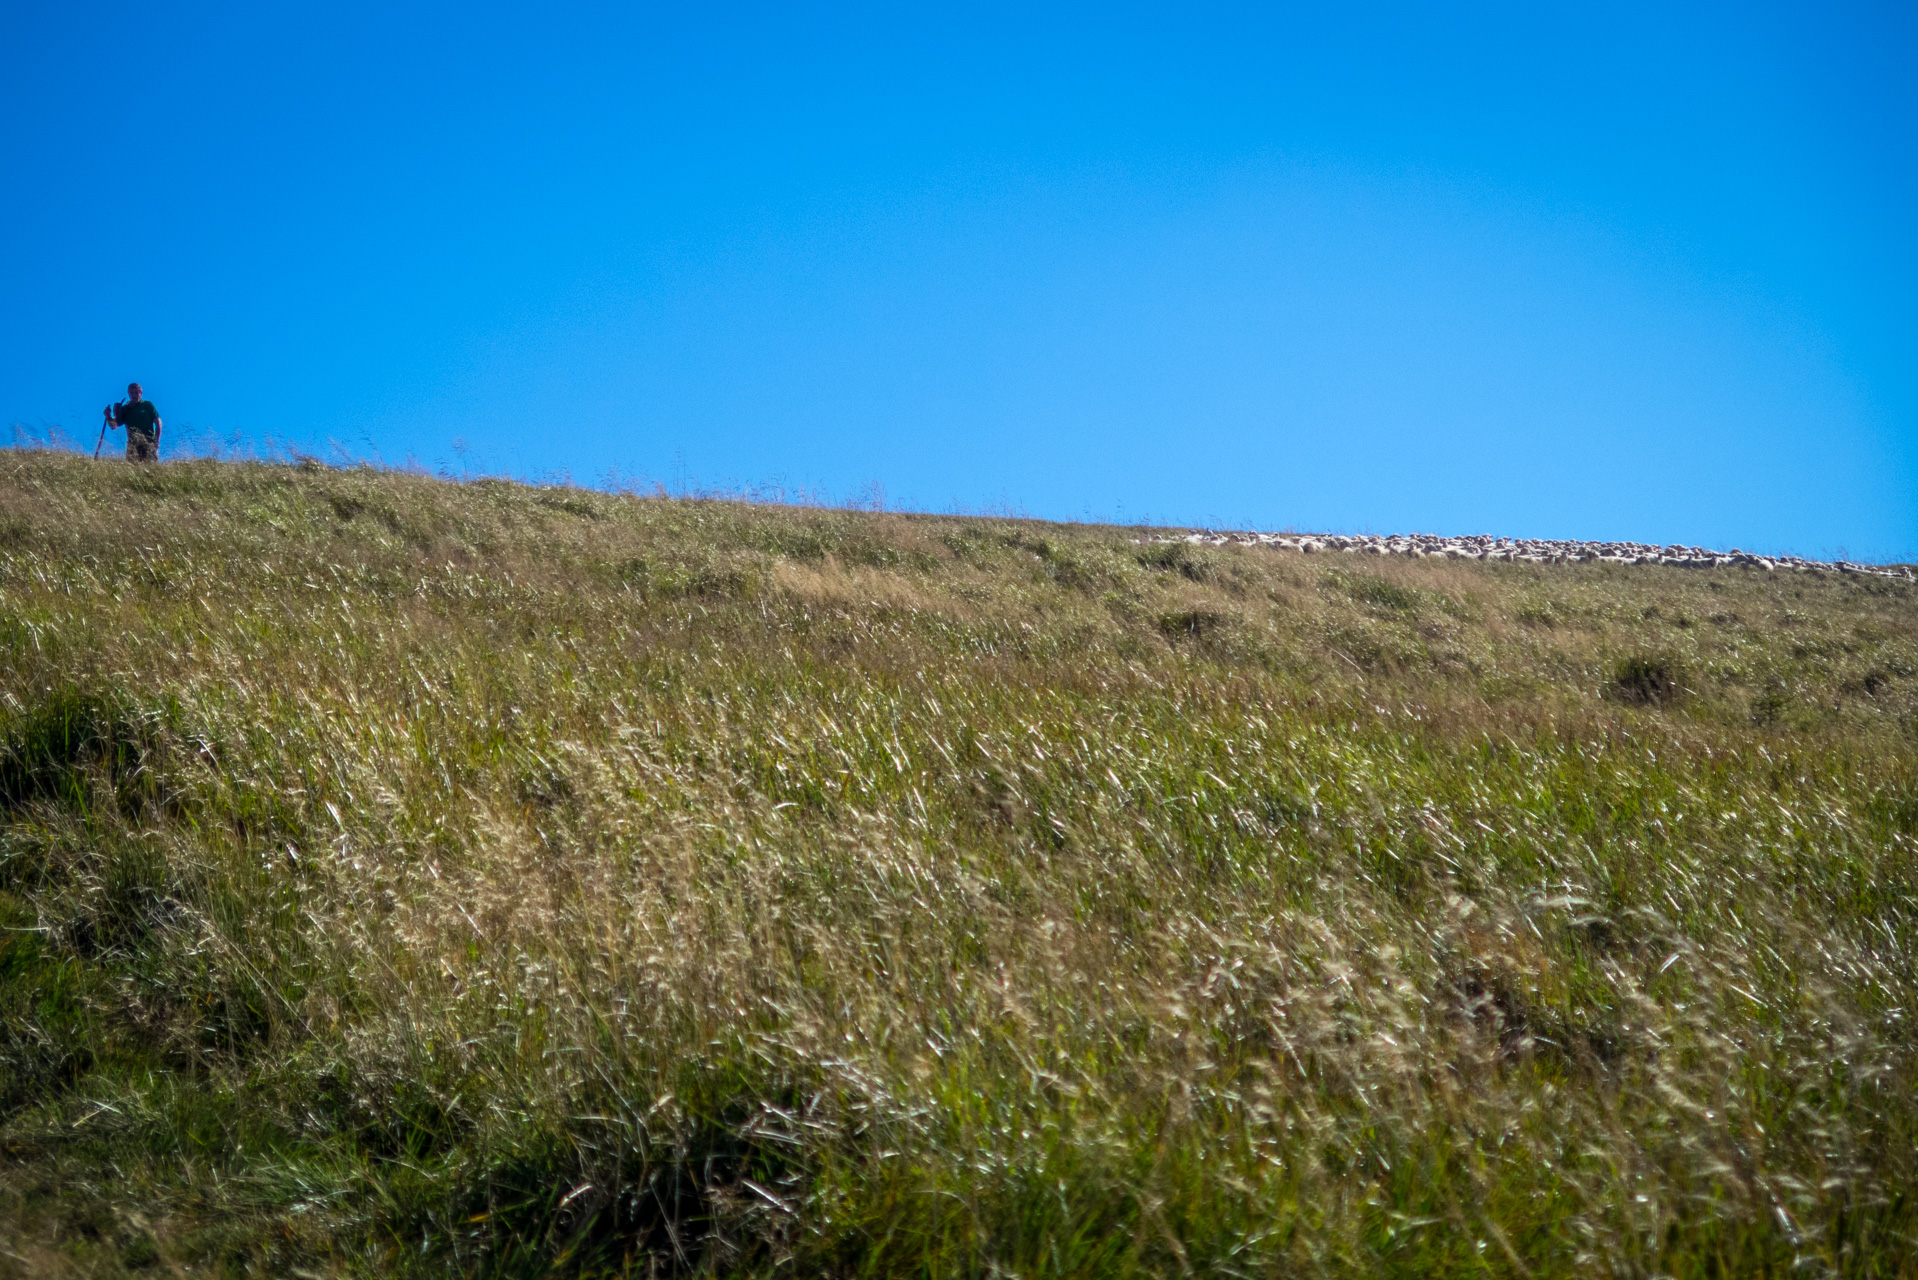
[4,2,1914,559]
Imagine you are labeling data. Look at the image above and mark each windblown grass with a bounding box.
[1,450,1915,1277]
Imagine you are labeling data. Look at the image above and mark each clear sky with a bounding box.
[4,3,1914,559]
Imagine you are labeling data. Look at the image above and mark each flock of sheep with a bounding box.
[1165,530,1915,579]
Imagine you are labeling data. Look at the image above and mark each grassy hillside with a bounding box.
[1,450,1915,1278]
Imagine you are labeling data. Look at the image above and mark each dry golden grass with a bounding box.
[0,451,1914,1277]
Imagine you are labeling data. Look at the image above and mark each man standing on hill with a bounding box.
[107,383,162,462]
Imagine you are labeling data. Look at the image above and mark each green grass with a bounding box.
[0,449,1915,1277]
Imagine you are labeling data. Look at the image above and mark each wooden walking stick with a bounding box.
[95,404,114,459]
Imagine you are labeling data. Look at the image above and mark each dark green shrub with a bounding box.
[1611,655,1680,704]
[0,688,154,817]
[1135,542,1214,583]
[1159,609,1229,641]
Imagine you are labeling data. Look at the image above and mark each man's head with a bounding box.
[127,383,143,402]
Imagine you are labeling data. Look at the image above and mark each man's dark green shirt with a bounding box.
[116,400,159,439]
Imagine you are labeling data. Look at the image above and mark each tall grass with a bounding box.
[0,451,1915,1277]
